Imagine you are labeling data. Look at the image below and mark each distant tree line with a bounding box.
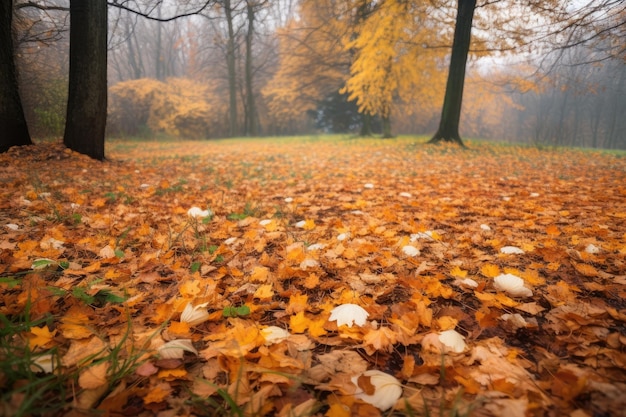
[1,0,624,159]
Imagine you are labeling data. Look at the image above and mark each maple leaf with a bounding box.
[362,326,397,353]
[28,325,57,349]
[143,383,173,404]
[450,265,468,278]
[481,263,500,278]
[289,311,310,334]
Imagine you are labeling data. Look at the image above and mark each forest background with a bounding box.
[9,0,626,149]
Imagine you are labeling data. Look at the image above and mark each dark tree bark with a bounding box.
[0,0,32,153]
[64,0,107,160]
[428,0,476,147]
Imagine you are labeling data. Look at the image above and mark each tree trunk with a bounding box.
[360,113,372,136]
[155,5,163,80]
[428,0,476,147]
[63,0,107,160]
[382,115,393,138]
[224,0,238,137]
[0,0,32,153]
[244,1,257,136]
[125,16,142,79]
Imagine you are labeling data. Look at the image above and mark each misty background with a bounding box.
[13,0,626,149]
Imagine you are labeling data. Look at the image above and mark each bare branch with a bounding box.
[107,0,214,22]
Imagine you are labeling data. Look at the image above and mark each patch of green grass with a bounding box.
[0,305,66,417]
[227,202,259,220]
[1,302,156,416]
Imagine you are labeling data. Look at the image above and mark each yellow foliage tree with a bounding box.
[262,0,360,132]
[108,78,225,139]
[341,0,447,137]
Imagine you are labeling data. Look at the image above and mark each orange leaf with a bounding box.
[168,321,191,337]
[325,403,352,417]
[157,368,188,380]
[78,362,109,389]
[480,263,500,278]
[143,383,173,404]
[546,224,561,236]
[573,262,598,277]
[286,293,308,314]
[355,374,376,395]
[454,375,481,394]
[59,306,93,339]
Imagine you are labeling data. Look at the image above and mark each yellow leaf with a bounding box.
[302,219,316,230]
[289,311,310,334]
[325,403,352,417]
[450,266,467,278]
[435,316,458,331]
[249,266,270,282]
[179,280,201,297]
[29,326,57,349]
[480,263,500,278]
[308,317,327,337]
[253,284,274,300]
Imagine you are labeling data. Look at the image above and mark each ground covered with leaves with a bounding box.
[1,137,625,417]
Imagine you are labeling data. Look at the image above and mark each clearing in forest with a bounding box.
[1,137,625,417]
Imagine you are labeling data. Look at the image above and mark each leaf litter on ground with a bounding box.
[1,137,626,416]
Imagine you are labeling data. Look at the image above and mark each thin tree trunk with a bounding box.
[428,0,476,147]
[245,1,257,136]
[155,5,163,80]
[225,0,238,137]
[0,0,32,153]
[382,115,393,138]
[63,0,107,160]
[125,16,141,79]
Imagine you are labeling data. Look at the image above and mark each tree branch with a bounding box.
[107,0,214,22]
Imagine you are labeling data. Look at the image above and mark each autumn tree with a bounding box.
[342,0,446,138]
[263,0,360,134]
[0,0,32,153]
